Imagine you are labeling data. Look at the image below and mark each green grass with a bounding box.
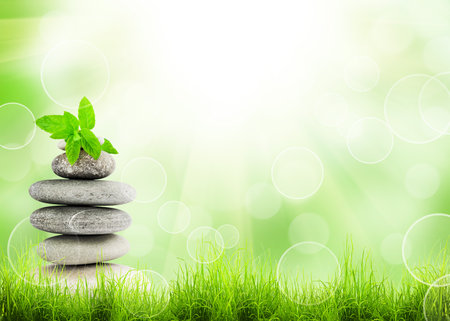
[0,242,448,321]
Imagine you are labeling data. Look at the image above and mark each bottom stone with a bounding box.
[37,234,129,265]
[36,263,133,289]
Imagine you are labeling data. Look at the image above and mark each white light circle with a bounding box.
[336,111,361,138]
[0,149,32,182]
[245,183,282,220]
[405,164,440,199]
[157,201,191,234]
[271,147,324,199]
[187,226,224,264]
[41,40,110,109]
[423,37,450,74]
[423,274,450,321]
[217,224,240,249]
[277,241,341,305]
[120,224,154,258]
[384,74,444,144]
[288,213,329,246]
[402,213,450,287]
[314,93,348,127]
[418,72,450,135]
[344,56,379,92]
[39,10,71,44]
[67,209,89,233]
[121,269,170,318]
[121,157,167,203]
[7,217,72,286]
[380,233,411,265]
[186,206,213,230]
[347,117,394,164]
[0,103,36,150]
[370,13,414,54]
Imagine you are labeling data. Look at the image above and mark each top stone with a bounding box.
[52,150,115,180]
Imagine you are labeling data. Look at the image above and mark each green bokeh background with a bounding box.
[0,0,449,284]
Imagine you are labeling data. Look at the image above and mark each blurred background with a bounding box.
[0,0,449,285]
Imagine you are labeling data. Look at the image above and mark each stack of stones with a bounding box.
[28,139,136,287]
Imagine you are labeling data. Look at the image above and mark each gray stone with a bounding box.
[30,206,132,235]
[29,179,136,205]
[36,263,134,290]
[37,234,129,265]
[52,150,115,179]
[58,137,105,151]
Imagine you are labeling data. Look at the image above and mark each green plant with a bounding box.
[0,242,437,321]
[36,97,118,165]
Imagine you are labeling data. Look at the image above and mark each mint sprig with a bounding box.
[36,97,118,165]
[78,97,95,129]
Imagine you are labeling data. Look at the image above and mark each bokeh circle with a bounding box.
[418,72,450,135]
[314,93,348,127]
[121,157,167,203]
[245,183,282,219]
[0,102,36,150]
[288,213,329,246]
[277,241,341,305]
[344,56,379,92]
[271,147,324,199]
[347,117,394,164]
[384,74,444,144]
[423,37,450,74]
[402,213,450,287]
[380,233,411,265]
[217,224,240,249]
[370,13,414,54]
[41,40,110,109]
[8,217,71,286]
[187,226,224,264]
[157,201,191,234]
[120,224,154,258]
[121,269,170,319]
[405,163,440,199]
[423,274,450,321]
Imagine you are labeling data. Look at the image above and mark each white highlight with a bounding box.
[187,226,224,264]
[288,213,330,246]
[314,93,348,127]
[405,164,440,199]
[245,183,282,220]
[384,74,444,144]
[41,40,110,109]
[347,117,394,164]
[0,102,36,150]
[402,213,450,287]
[271,147,324,199]
[157,201,191,234]
[121,157,167,203]
[344,56,379,92]
[423,274,450,321]
[276,241,341,305]
[217,224,240,249]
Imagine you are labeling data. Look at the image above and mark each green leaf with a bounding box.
[80,128,101,159]
[73,131,81,141]
[36,115,65,134]
[65,135,81,165]
[101,138,118,154]
[63,112,79,132]
[50,129,73,139]
[78,97,95,129]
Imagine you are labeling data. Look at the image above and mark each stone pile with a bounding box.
[29,141,136,286]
